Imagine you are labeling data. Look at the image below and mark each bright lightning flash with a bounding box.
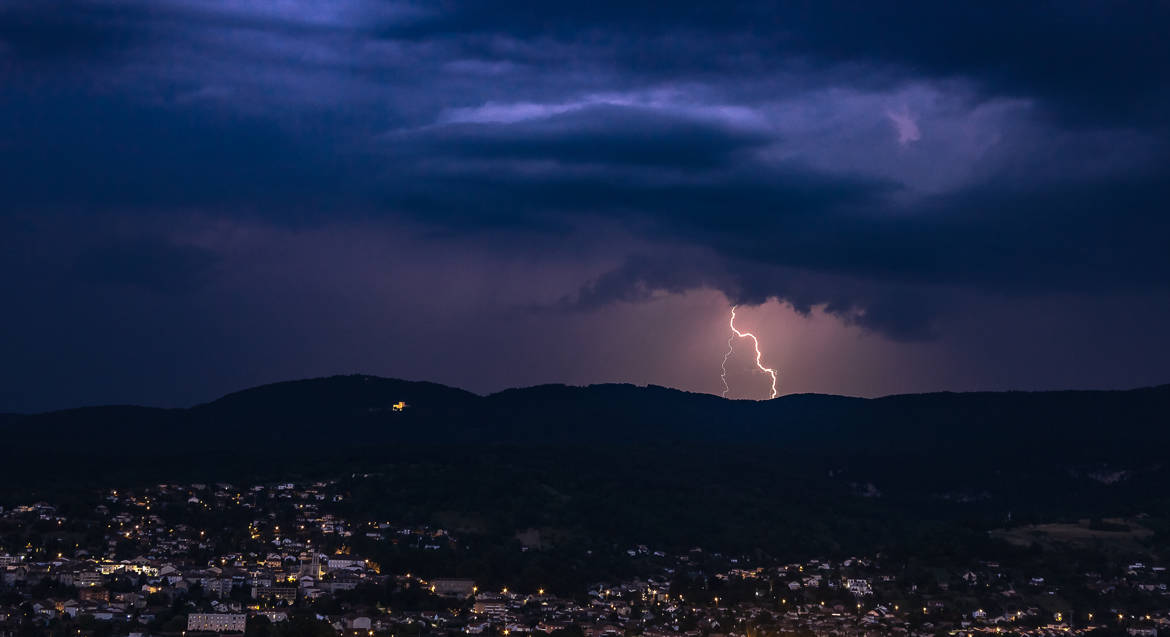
[721,305,778,399]
[720,334,734,397]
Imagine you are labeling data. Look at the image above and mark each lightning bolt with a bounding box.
[720,335,734,397]
[721,305,779,400]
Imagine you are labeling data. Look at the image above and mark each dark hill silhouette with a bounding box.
[3,375,1168,463]
[4,376,1170,547]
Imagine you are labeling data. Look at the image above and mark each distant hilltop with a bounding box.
[3,375,1168,465]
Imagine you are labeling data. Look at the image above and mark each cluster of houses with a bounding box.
[2,479,1168,637]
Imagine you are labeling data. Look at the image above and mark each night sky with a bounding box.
[3,2,1169,411]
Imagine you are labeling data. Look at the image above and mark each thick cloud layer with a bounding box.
[1,1,1168,409]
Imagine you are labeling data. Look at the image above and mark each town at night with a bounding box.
[2,1,1169,636]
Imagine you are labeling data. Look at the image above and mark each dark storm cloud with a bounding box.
[378,101,1167,337]
[380,103,893,233]
[0,94,377,214]
[417,104,773,170]
[387,1,1170,125]
[568,253,949,340]
[0,1,143,64]
[1,0,1168,388]
[563,165,1170,337]
[775,3,1170,126]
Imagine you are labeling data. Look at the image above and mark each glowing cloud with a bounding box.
[885,107,921,146]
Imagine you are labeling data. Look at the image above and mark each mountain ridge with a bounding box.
[8,373,1169,417]
[2,374,1167,455]
[2,374,1169,501]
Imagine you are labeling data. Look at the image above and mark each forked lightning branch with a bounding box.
[720,306,779,400]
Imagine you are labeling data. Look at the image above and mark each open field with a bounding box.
[992,518,1154,553]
